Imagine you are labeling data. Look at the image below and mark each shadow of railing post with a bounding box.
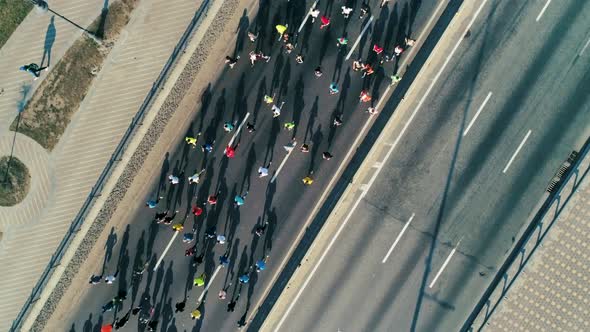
[9,1,211,331]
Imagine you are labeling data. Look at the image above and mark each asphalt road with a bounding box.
[275,0,590,331]
[62,0,440,331]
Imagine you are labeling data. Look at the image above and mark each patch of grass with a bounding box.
[0,0,33,49]
[0,156,31,206]
[10,0,139,151]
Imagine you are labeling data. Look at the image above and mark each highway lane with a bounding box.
[60,0,440,331]
[276,0,590,331]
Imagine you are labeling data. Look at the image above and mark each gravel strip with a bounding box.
[30,1,239,330]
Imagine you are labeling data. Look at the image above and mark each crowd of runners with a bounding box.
[87,1,416,330]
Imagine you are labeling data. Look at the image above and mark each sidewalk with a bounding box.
[0,0,200,330]
[486,144,590,331]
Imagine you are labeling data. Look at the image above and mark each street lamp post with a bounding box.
[29,0,101,41]
[2,112,22,184]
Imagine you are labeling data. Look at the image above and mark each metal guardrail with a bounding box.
[461,135,590,332]
[10,1,211,330]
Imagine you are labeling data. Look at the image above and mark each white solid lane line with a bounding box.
[429,241,460,288]
[197,265,222,303]
[580,36,590,55]
[273,0,491,330]
[382,213,415,263]
[345,16,375,60]
[227,112,250,148]
[502,129,532,174]
[153,231,179,271]
[536,0,553,22]
[298,1,319,33]
[463,92,492,137]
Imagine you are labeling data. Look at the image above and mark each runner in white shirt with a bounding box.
[258,162,271,177]
[341,6,353,18]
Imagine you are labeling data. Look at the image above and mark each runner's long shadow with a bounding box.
[235,9,250,56]
[395,3,410,47]
[263,118,280,165]
[369,5,389,48]
[152,261,166,302]
[370,65,386,102]
[303,97,318,143]
[263,207,278,254]
[173,171,186,211]
[267,9,283,51]
[355,15,372,61]
[223,237,240,287]
[181,123,196,169]
[168,317,178,332]
[131,231,146,305]
[332,40,347,82]
[165,161,180,208]
[91,315,103,332]
[248,230,261,269]
[198,83,213,133]
[262,180,277,219]
[308,125,324,173]
[152,262,174,328]
[382,3,398,52]
[157,152,170,198]
[116,225,131,301]
[318,26,333,66]
[254,0,271,46]
[233,73,247,122]
[82,313,92,332]
[145,217,160,266]
[102,227,117,275]
[408,0,423,38]
[185,176,197,218]
[241,143,257,192]
[158,298,174,332]
[252,77,267,124]
[226,205,242,253]
[234,245,250,298]
[290,76,306,139]
[336,69,352,115]
[285,0,306,28]
[242,269,258,327]
[205,90,226,141]
[299,16,314,55]
[270,52,284,92]
[278,61,291,102]
[323,0,335,13]
[41,16,56,67]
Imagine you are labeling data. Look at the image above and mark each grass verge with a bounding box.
[0,156,31,206]
[10,0,139,151]
[0,0,33,49]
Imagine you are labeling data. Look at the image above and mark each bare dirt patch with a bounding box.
[11,0,139,151]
